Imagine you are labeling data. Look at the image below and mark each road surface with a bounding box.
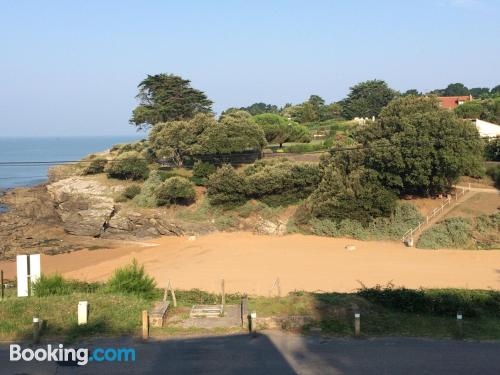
[1,331,500,374]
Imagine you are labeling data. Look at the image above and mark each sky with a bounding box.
[1,0,499,137]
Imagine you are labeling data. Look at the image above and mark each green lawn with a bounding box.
[2,288,500,341]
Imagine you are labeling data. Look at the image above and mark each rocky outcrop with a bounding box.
[255,219,287,235]
[46,177,185,239]
[102,209,184,240]
[47,178,119,237]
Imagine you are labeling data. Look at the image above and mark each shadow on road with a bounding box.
[2,331,500,375]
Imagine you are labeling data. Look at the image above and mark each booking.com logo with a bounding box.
[10,344,136,366]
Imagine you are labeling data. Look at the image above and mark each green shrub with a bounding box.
[486,165,500,188]
[106,259,157,299]
[306,152,398,225]
[155,176,196,206]
[215,214,238,230]
[192,161,216,186]
[122,185,141,200]
[207,165,248,207]
[134,170,163,207]
[417,217,473,249]
[83,158,107,175]
[358,284,500,317]
[107,152,149,180]
[418,213,499,250]
[32,274,100,297]
[157,170,179,181]
[244,159,321,206]
[484,138,500,161]
[283,143,325,153]
[307,203,422,241]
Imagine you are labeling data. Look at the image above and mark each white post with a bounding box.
[16,255,28,297]
[78,301,88,325]
[29,254,41,285]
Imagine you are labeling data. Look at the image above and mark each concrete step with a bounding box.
[190,304,224,318]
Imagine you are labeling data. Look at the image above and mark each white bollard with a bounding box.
[78,301,88,325]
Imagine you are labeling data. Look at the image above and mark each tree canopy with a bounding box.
[443,83,469,96]
[130,74,213,130]
[149,112,266,165]
[238,102,279,115]
[455,97,500,124]
[356,96,484,196]
[340,80,397,119]
[253,113,310,147]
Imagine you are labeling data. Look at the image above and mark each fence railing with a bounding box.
[401,184,471,243]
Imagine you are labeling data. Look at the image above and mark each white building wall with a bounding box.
[474,119,500,138]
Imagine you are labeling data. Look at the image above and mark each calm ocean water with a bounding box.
[0,136,143,190]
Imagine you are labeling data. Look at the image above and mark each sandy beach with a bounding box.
[1,232,500,295]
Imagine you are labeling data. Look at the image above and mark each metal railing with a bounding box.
[401,184,471,242]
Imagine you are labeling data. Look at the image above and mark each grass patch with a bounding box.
[417,213,500,249]
[0,293,150,342]
[2,285,500,341]
[249,288,500,339]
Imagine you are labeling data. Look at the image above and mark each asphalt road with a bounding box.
[1,331,500,375]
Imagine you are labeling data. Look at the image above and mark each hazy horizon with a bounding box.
[1,0,499,136]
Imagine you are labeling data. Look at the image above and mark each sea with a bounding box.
[0,136,143,212]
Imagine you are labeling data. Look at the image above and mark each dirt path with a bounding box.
[1,232,500,295]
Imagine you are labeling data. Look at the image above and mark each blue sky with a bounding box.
[1,0,499,136]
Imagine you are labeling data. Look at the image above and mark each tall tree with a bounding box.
[130,74,213,130]
[253,113,310,147]
[238,102,279,115]
[469,87,490,99]
[491,85,500,96]
[443,83,469,96]
[356,96,484,196]
[340,80,397,119]
[403,89,422,96]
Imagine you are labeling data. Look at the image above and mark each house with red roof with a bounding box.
[437,95,473,110]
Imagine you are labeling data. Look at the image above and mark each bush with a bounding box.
[134,170,163,207]
[305,152,397,225]
[106,259,157,299]
[32,274,100,297]
[107,152,149,180]
[244,159,321,206]
[122,185,141,200]
[83,158,107,175]
[417,217,473,249]
[486,165,500,188]
[282,143,325,153]
[358,284,500,317]
[192,161,216,186]
[155,177,196,206]
[207,165,248,207]
[484,138,500,161]
[306,203,422,241]
[418,213,499,250]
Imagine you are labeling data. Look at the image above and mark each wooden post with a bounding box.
[221,279,225,307]
[32,317,40,344]
[354,313,361,337]
[1,270,4,301]
[456,312,463,339]
[277,278,281,297]
[142,310,149,340]
[167,280,177,307]
[241,295,248,327]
